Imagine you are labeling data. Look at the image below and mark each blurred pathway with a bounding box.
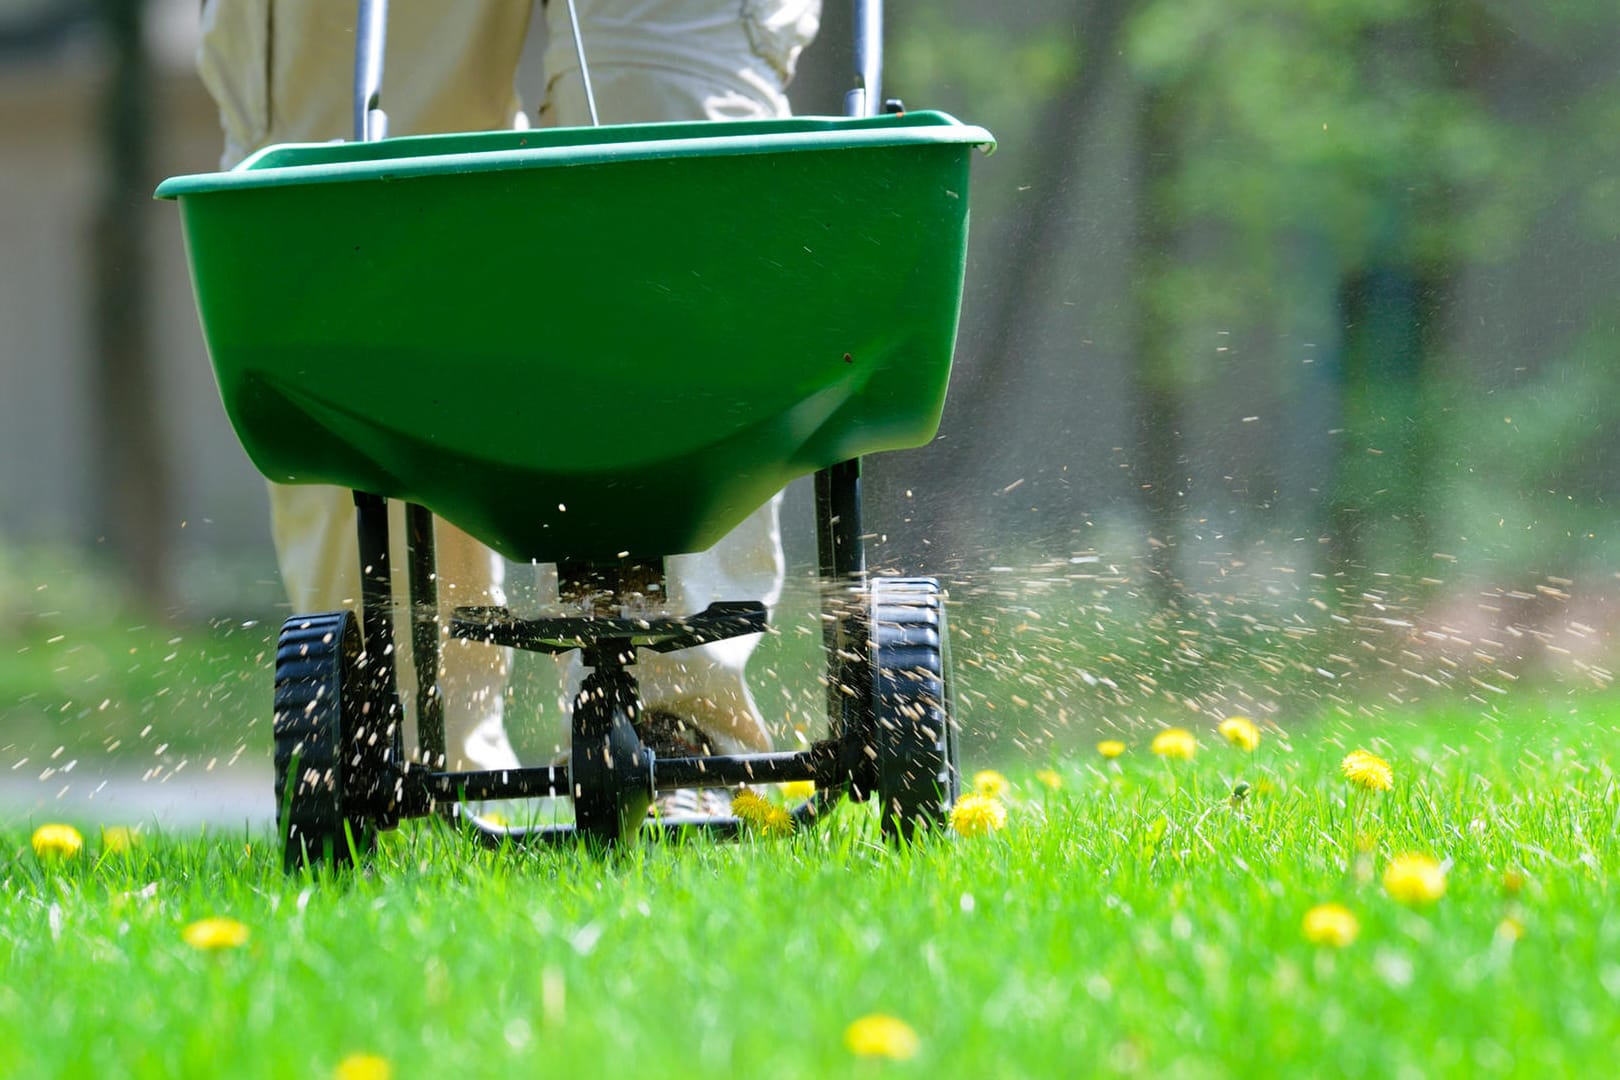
[0,762,272,830]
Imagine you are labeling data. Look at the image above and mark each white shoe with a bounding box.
[639,710,731,820]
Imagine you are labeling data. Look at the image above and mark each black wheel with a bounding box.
[569,664,654,847]
[273,610,383,868]
[870,578,960,841]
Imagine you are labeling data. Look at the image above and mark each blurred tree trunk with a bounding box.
[940,0,1131,499]
[1327,258,1435,583]
[1128,85,1187,610]
[1326,8,1458,590]
[90,0,172,611]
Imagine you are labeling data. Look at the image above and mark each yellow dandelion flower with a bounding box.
[334,1053,393,1080]
[1341,749,1393,792]
[1034,768,1063,791]
[949,793,1007,837]
[972,769,1010,798]
[844,1014,920,1061]
[779,780,816,801]
[477,810,510,829]
[31,823,83,860]
[1502,868,1525,896]
[183,916,250,951]
[100,826,139,854]
[1097,739,1126,759]
[1217,716,1261,752]
[731,790,793,836]
[1383,854,1447,905]
[760,806,793,836]
[1151,728,1197,760]
[731,788,771,823]
[1301,903,1359,948]
[1495,917,1525,943]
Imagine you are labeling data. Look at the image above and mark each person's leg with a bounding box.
[198,0,534,770]
[539,0,820,126]
[265,490,518,770]
[539,0,819,756]
[199,0,534,153]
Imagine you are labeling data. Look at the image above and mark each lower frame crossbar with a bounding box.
[653,749,826,790]
[425,765,569,801]
[418,746,833,805]
[464,794,832,848]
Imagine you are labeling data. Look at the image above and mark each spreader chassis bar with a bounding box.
[415,741,847,804]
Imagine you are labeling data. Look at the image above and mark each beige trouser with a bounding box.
[198,0,819,766]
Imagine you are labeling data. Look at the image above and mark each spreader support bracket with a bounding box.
[449,601,767,656]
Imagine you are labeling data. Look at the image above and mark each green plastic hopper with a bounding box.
[157,111,993,562]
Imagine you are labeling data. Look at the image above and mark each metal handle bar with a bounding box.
[848,0,883,118]
[354,0,388,141]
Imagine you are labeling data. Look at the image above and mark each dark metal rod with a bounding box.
[471,817,746,846]
[848,0,883,118]
[814,458,865,580]
[427,766,570,801]
[353,491,401,732]
[353,0,388,141]
[814,468,841,737]
[427,751,826,801]
[405,504,445,767]
[465,785,835,848]
[814,469,838,583]
[649,816,743,840]
[654,750,821,790]
[467,820,579,847]
[814,458,866,740]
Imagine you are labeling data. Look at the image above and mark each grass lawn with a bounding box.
[4,692,1619,1078]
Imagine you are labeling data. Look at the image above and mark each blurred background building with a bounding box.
[3,0,1618,657]
[4,0,1620,825]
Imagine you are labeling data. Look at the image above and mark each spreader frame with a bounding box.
[277,478,895,851]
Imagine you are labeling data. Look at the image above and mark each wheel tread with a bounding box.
[272,611,374,867]
[870,577,959,841]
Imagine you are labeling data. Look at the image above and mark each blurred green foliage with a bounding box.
[893,0,1620,590]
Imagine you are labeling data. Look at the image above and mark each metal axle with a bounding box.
[411,742,841,802]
